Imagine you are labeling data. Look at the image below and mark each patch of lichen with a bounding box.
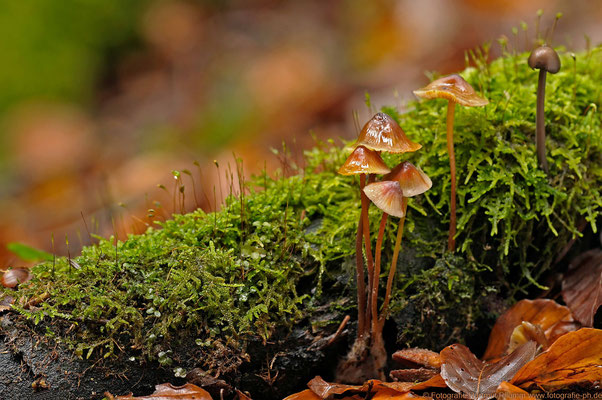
[1,47,601,369]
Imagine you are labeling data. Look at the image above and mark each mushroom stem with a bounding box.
[535,69,549,173]
[355,195,367,339]
[371,212,388,337]
[446,100,457,251]
[360,174,374,329]
[379,197,408,328]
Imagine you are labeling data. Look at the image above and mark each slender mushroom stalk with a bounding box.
[337,113,421,383]
[352,113,421,336]
[377,162,432,329]
[528,45,561,173]
[414,74,488,251]
[338,145,389,338]
[362,181,406,337]
[446,101,457,250]
[371,212,388,335]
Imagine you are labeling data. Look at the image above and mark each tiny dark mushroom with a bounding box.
[414,74,488,251]
[528,45,561,173]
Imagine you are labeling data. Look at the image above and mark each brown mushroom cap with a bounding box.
[528,45,561,74]
[338,145,391,176]
[353,112,421,154]
[413,74,489,107]
[363,181,405,218]
[385,161,432,197]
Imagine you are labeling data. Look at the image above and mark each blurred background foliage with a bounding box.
[0,0,601,267]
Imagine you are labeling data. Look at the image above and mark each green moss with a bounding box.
[1,47,601,367]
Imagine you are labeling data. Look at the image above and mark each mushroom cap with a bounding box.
[353,112,422,154]
[363,181,405,218]
[338,145,391,176]
[385,161,432,197]
[528,45,561,74]
[413,74,489,107]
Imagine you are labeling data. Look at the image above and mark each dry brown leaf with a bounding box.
[112,383,212,399]
[441,341,537,400]
[1,268,31,288]
[483,299,577,360]
[307,376,366,398]
[390,368,439,382]
[305,376,441,400]
[283,389,321,400]
[392,348,442,369]
[511,328,602,391]
[372,388,431,399]
[562,249,602,327]
[495,382,536,400]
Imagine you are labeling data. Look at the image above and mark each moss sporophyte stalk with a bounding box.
[1,48,601,376]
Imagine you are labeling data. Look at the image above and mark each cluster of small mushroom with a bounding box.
[336,43,560,381]
[338,75,491,342]
[338,112,430,343]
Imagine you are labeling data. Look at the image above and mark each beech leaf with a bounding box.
[562,249,602,327]
[305,376,440,400]
[441,341,537,400]
[390,368,439,383]
[495,382,536,400]
[483,299,577,360]
[511,328,602,391]
[111,383,212,399]
[392,348,442,369]
[283,389,321,400]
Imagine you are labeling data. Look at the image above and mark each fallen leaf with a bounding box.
[1,268,31,288]
[283,389,321,400]
[562,249,602,327]
[441,341,537,400]
[483,299,577,360]
[390,368,438,382]
[511,328,602,391]
[372,388,431,400]
[495,382,536,400]
[307,376,366,398]
[111,383,212,399]
[392,348,442,369]
[305,376,440,400]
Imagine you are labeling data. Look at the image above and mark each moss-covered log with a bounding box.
[1,47,601,399]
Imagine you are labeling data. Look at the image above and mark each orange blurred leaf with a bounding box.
[511,328,602,391]
[562,249,602,327]
[495,382,536,400]
[483,299,577,360]
[441,342,537,400]
[392,348,442,369]
[113,383,213,399]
